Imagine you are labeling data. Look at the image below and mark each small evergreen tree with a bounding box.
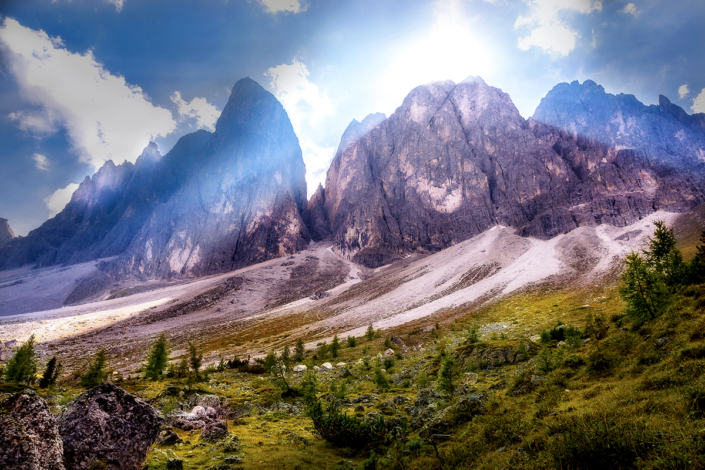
[330,335,341,358]
[317,341,329,358]
[365,323,375,342]
[346,336,357,348]
[39,356,62,388]
[281,345,291,364]
[294,338,305,362]
[144,333,169,381]
[438,356,455,397]
[4,335,38,384]
[689,230,705,283]
[188,341,203,379]
[81,348,109,388]
[301,371,318,405]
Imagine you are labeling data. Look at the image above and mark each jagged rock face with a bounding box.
[0,78,308,278]
[0,136,210,270]
[533,80,705,168]
[105,78,308,278]
[0,391,65,470]
[319,77,705,267]
[58,384,163,470]
[0,217,15,246]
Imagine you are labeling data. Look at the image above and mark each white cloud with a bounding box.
[8,108,61,135]
[0,18,177,171]
[515,0,602,56]
[265,59,335,197]
[257,0,305,14]
[679,84,690,99]
[620,3,637,15]
[44,183,79,217]
[300,138,335,196]
[170,91,220,132]
[693,88,705,114]
[32,153,50,171]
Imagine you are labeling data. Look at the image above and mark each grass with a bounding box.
[7,223,705,469]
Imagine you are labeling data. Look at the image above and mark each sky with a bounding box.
[1,0,704,236]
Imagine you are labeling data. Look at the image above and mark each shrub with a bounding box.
[81,348,109,388]
[308,399,389,448]
[4,335,38,384]
[383,357,394,370]
[374,368,390,391]
[317,341,329,358]
[586,350,615,376]
[465,324,481,343]
[301,371,318,405]
[346,336,357,348]
[416,370,428,388]
[281,345,291,364]
[144,333,169,381]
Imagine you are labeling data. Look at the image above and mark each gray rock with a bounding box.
[268,401,300,415]
[200,421,228,442]
[0,217,15,247]
[58,384,163,470]
[0,391,65,470]
[156,430,183,446]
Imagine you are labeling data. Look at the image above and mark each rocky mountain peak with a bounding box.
[0,218,15,246]
[134,141,161,170]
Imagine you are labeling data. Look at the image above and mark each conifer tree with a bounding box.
[281,345,291,364]
[365,323,375,342]
[294,338,305,362]
[144,333,169,381]
[4,334,37,384]
[39,356,62,388]
[81,348,109,387]
[188,341,203,379]
[330,334,341,358]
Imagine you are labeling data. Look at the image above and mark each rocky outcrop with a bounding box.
[102,78,308,278]
[317,77,705,267]
[0,391,65,470]
[58,384,163,470]
[0,217,15,246]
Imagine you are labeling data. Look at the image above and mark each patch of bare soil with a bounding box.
[125,276,244,326]
[266,256,349,308]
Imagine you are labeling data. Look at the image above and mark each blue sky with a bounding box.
[1,0,704,235]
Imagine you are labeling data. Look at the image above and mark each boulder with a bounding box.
[321,362,333,370]
[268,401,300,415]
[156,430,183,446]
[0,391,65,470]
[200,421,228,442]
[384,349,395,357]
[58,384,163,470]
[292,364,307,373]
[336,362,347,368]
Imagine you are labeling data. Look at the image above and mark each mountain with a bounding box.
[0,78,308,278]
[0,133,211,270]
[533,80,705,168]
[0,218,14,246]
[311,77,705,267]
[102,77,308,279]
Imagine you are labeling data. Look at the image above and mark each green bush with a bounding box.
[374,368,390,391]
[308,399,389,449]
[346,336,357,348]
